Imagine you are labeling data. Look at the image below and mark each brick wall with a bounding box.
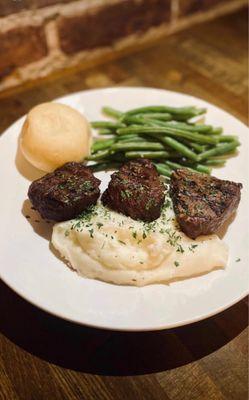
[0,0,247,93]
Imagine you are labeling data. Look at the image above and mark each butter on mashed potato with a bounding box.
[52,198,228,286]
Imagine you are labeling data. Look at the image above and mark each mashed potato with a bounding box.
[20,102,91,172]
[52,197,228,286]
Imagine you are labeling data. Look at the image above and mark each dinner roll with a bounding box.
[20,102,91,172]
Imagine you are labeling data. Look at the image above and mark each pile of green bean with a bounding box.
[87,105,240,178]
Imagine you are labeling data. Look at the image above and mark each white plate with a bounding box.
[0,87,248,331]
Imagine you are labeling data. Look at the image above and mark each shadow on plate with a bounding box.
[22,199,53,241]
[22,199,68,267]
[0,279,247,376]
[15,135,45,181]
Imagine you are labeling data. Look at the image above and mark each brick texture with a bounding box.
[0,0,247,92]
[179,0,235,16]
[0,0,80,17]
[58,0,171,55]
[0,26,48,78]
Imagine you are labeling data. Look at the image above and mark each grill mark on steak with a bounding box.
[28,162,101,221]
[170,169,242,239]
[101,158,166,222]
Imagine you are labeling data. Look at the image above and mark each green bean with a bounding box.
[121,115,167,128]
[178,139,207,153]
[194,164,212,174]
[172,160,212,174]
[111,141,165,152]
[217,135,239,142]
[155,164,172,178]
[89,162,121,172]
[102,107,123,119]
[199,141,240,160]
[92,138,115,153]
[118,135,158,144]
[91,121,125,129]
[87,150,110,161]
[117,126,218,145]
[90,105,238,174]
[97,128,113,135]
[140,132,200,160]
[141,119,214,134]
[164,160,209,174]
[189,142,207,152]
[121,115,151,126]
[204,159,226,166]
[164,160,193,171]
[154,120,213,133]
[161,137,200,161]
[125,150,170,159]
[172,114,198,122]
[139,113,172,121]
[209,127,223,135]
[116,134,145,142]
[140,119,170,127]
[126,105,206,117]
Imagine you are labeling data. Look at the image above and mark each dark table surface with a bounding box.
[0,8,248,400]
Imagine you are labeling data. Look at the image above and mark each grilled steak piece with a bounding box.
[102,158,165,222]
[28,162,101,221]
[170,169,242,239]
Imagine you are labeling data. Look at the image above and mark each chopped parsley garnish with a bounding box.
[88,228,94,238]
[145,198,154,211]
[164,198,171,209]
[236,258,241,262]
[120,189,132,200]
[58,183,66,190]
[177,244,184,254]
[174,261,180,267]
[82,181,93,190]
[189,244,198,252]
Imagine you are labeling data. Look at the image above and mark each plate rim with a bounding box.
[1,272,248,331]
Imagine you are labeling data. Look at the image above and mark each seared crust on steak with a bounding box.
[102,159,165,222]
[170,169,242,239]
[28,162,100,221]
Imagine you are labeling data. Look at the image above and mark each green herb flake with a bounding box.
[189,244,198,252]
[58,183,66,190]
[120,191,126,200]
[88,228,94,238]
[236,258,241,262]
[174,261,180,267]
[118,240,126,245]
[145,198,154,211]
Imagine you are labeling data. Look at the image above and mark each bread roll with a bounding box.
[20,102,91,172]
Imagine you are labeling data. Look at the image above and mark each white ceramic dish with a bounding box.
[0,87,248,331]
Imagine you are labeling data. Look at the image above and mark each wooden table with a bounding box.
[0,8,248,400]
